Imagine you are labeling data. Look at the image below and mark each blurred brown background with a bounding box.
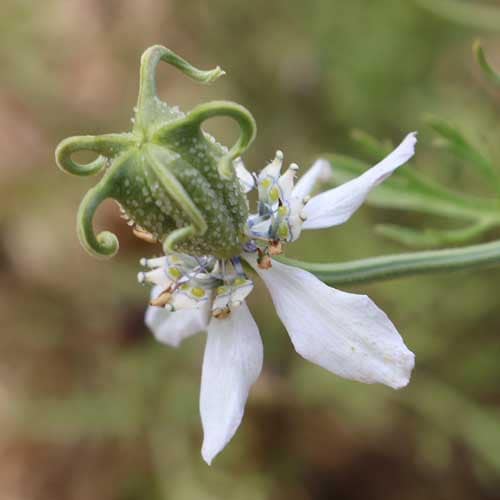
[1,1,500,499]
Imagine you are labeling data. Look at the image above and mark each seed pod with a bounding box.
[55,45,257,259]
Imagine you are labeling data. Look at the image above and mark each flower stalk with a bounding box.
[277,238,500,286]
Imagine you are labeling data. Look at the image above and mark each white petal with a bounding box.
[246,256,414,389]
[200,302,263,465]
[234,158,255,193]
[292,158,333,201]
[302,132,417,229]
[145,286,210,347]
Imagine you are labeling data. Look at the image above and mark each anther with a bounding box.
[268,240,283,256]
[133,227,158,244]
[150,288,173,307]
[213,307,231,319]
[257,248,272,269]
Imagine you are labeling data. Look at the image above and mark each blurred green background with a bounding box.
[1,0,500,499]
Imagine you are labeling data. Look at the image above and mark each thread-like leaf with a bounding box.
[416,0,500,32]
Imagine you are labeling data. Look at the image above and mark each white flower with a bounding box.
[142,132,417,465]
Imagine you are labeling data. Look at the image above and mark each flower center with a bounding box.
[139,254,254,319]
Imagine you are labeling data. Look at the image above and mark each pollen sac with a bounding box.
[55,45,257,260]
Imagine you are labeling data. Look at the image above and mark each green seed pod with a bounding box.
[55,45,257,259]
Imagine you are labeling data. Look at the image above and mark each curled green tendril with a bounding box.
[138,45,256,178]
[77,177,118,259]
[75,150,140,259]
[277,239,500,286]
[139,45,224,99]
[55,133,134,177]
[154,100,257,179]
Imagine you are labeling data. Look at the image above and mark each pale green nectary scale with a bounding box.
[55,45,257,259]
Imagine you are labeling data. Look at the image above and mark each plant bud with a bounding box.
[56,45,257,259]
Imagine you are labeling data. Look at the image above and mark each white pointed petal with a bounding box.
[292,158,333,201]
[200,302,263,465]
[302,132,417,229]
[246,256,414,389]
[145,286,210,347]
[234,158,255,193]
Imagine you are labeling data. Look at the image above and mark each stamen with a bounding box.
[268,240,283,256]
[257,248,272,269]
[213,307,231,319]
[150,288,173,307]
[133,226,158,244]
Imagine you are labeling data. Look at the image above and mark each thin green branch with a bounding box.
[277,239,500,285]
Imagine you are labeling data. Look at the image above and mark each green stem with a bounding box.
[276,239,500,285]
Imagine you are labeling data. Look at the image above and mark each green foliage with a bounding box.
[323,120,500,248]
